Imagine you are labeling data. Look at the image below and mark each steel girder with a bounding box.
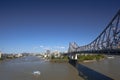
[69,9,120,53]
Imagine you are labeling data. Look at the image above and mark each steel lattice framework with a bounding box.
[68,10,120,54]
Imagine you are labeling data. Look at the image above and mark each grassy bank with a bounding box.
[0,56,21,61]
[0,58,2,60]
[50,54,105,63]
[77,54,105,62]
[0,58,4,61]
[50,56,69,63]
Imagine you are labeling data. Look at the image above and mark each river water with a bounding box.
[0,56,83,80]
[77,55,120,80]
[0,55,119,80]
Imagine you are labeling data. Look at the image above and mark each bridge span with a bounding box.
[68,9,120,57]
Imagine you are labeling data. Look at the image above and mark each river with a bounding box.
[77,55,120,80]
[0,56,83,80]
[0,55,119,80]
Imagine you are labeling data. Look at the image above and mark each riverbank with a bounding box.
[50,55,69,63]
[0,58,3,62]
[50,59,69,63]
[77,54,105,63]
[50,54,105,63]
[0,56,23,63]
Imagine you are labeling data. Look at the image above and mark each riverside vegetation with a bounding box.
[77,54,105,62]
[0,57,4,61]
[0,58,3,61]
[50,54,105,63]
[50,55,69,63]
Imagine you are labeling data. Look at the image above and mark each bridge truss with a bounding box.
[68,10,120,54]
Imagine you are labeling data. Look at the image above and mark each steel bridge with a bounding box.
[68,9,120,55]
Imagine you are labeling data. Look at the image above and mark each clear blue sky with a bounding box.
[0,0,120,53]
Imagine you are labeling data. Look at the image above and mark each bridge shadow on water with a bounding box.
[69,60,113,80]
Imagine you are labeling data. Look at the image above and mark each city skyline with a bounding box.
[0,0,120,53]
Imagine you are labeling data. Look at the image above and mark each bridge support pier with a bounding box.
[69,54,78,60]
[68,54,78,67]
[69,59,77,67]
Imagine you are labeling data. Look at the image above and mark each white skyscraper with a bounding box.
[0,51,1,59]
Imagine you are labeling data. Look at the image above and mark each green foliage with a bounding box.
[62,56,68,59]
[6,56,14,59]
[51,55,55,59]
[78,54,105,62]
[78,55,85,61]
[0,58,3,60]
[50,55,69,63]
[95,54,105,60]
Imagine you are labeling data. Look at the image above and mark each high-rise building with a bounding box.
[44,50,51,58]
[46,50,50,54]
[52,50,61,58]
[0,51,2,59]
